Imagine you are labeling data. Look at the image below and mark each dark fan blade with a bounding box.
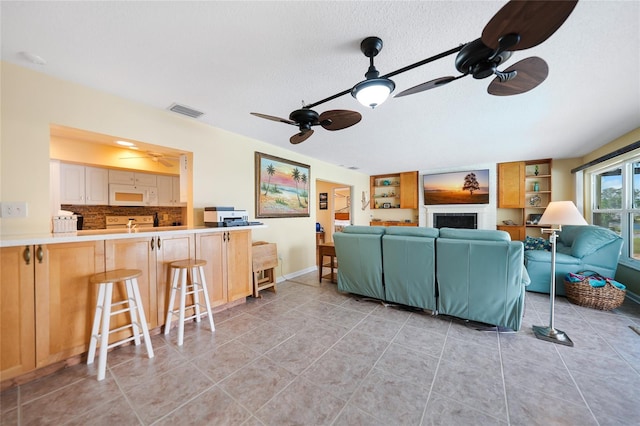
[482,0,578,51]
[290,129,314,144]
[395,76,461,98]
[487,57,549,96]
[318,110,362,131]
[250,112,296,125]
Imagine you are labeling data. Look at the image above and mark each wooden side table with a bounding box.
[318,242,337,283]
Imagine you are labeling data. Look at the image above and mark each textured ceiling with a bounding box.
[2,1,639,175]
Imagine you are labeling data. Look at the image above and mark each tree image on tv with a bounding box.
[462,173,480,195]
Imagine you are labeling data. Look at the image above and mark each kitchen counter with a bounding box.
[0,225,266,248]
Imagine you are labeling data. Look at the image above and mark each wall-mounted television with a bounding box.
[423,169,490,205]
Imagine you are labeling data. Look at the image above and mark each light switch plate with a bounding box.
[0,202,28,218]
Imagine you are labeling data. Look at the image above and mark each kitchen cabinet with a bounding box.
[157,175,183,206]
[195,229,252,308]
[0,246,36,381]
[108,170,157,187]
[2,242,105,378]
[370,171,418,209]
[496,159,552,240]
[60,164,108,205]
[105,233,193,328]
[34,241,105,368]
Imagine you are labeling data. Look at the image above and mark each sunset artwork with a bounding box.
[255,152,310,218]
[423,169,490,205]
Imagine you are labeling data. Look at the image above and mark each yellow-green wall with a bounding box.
[0,61,370,277]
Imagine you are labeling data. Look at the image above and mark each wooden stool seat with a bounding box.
[164,259,215,346]
[89,269,142,284]
[169,259,207,269]
[87,268,154,381]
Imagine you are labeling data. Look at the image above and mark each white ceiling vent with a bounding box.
[168,103,204,119]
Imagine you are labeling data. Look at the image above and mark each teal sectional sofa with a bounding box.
[333,226,530,331]
[436,228,529,331]
[524,225,622,296]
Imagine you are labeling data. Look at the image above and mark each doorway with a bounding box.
[316,180,352,243]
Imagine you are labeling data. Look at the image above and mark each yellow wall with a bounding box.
[0,61,370,277]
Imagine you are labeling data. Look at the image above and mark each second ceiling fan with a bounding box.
[251,0,579,144]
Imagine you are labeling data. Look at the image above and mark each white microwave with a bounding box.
[109,184,158,206]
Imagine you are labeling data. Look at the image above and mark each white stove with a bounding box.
[105,215,155,229]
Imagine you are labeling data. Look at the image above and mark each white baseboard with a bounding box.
[276,265,317,283]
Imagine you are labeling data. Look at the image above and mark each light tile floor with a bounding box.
[1,271,639,425]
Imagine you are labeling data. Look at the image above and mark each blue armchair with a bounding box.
[525,225,623,295]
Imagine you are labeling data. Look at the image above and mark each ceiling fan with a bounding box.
[120,151,178,167]
[251,0,578,143]
[395,0,578,97]
[250,109,362,144]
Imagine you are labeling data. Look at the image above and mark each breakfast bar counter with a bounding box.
[0,225,265,385]
[0,224,266,248]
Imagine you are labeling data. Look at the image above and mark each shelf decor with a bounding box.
[255,152,310,218]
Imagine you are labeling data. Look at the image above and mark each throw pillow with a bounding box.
[524,236,551,251]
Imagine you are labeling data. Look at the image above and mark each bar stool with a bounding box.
[164,259,215,346]
[87,269,154,381]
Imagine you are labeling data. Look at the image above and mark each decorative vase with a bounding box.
[534,182,539,192]
[534,165,539,176]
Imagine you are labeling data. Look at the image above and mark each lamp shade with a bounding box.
[351,78,395,109]
[539,201,588,226]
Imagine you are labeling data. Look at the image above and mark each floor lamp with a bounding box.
[532,201,587,347]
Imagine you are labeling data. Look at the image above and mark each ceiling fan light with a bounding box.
[351,78,395,109]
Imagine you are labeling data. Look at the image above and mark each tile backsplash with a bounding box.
[61,205,185,230]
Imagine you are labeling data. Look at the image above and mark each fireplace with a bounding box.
[433,213,477,229]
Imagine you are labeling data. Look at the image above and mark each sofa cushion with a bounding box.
[385,226,439,238]
[438,227,511,242]
[571,226,621,258]
[342,225,386,235]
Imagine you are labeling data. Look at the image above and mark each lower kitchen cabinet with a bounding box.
[195,229,252,308]
[105,233,194,329]
[34,241,105,368]
[0,246,36,381]
[0,228,252,383]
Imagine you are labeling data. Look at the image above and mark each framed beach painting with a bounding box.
[255,152,310,218]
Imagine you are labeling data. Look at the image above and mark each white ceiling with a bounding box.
[2,1,639,175]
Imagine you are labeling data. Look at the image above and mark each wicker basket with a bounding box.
[564,273,626,311]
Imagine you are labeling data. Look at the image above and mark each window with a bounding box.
[592,158,640,266]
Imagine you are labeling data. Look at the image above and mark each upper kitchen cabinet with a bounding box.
[108,170,157,187]
[60,163,108,205]
[157,175,184,207]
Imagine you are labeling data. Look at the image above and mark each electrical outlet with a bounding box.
[163,214,169,221]
[0,202,28,218]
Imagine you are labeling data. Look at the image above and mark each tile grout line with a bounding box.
[418,318,452,426]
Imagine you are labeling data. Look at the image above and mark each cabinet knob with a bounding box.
[150,237,155,250]
[157,237,161,249]
[36,245,44,263]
